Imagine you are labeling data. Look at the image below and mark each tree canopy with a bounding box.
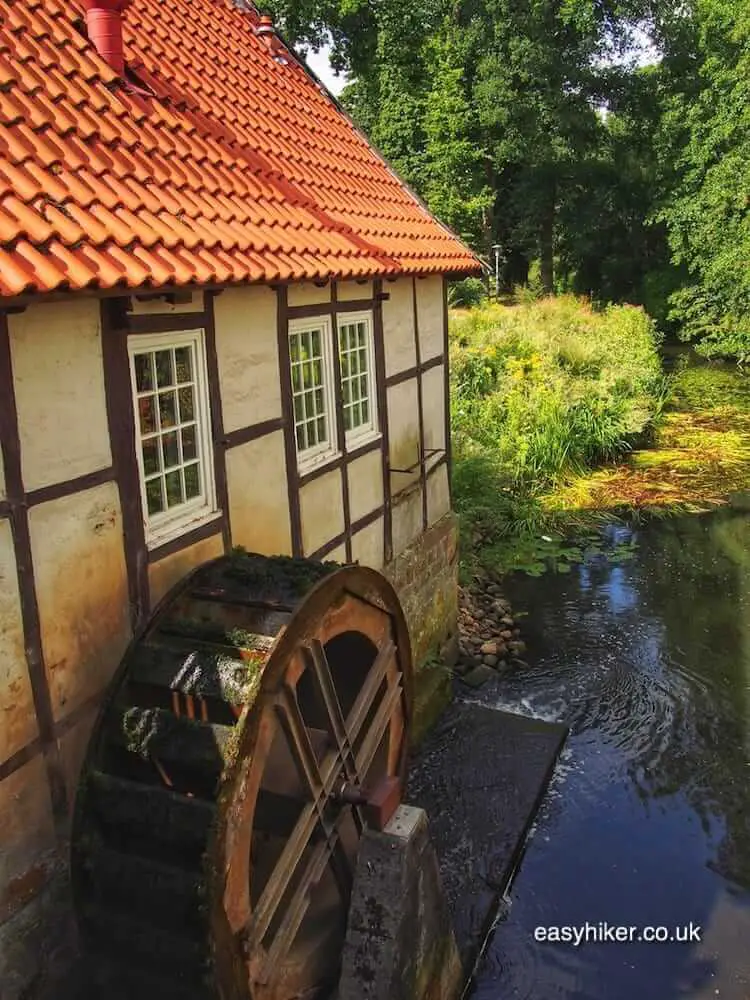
[267,0,750,359]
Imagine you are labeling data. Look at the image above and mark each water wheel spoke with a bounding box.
[275,686,328,803]
[355,680,403,777]
[304,641,359,784]
[249,802,320,945]
[259,816,350,985]
[345,638,396,746]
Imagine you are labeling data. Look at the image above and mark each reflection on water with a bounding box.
[472,511,750,1000]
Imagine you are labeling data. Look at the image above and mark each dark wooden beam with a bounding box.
[203,292,232,554]
[286,297,383,320]
[276,287,303,557]
[412,277,428,532]
[308,504,385,562]
[384,352,444,388]
[125,312,209,335]
[222,417,284,451]
[100,299,150,629]
[372,279,393,564]
[0,313,68,824]
[442,276,453,506]
[327,283,353,562]
[25,467,116,508]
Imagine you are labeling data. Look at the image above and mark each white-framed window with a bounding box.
[128,329,218,547]
[289,317,339,470]
[337,311,378,446]
[289,312,379,472]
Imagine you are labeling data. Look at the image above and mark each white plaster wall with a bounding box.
[9,300,112,492]
[29,482,131,722]
[351,518,384,570]
[427,464,451,526]
[338,280,373,301]
[391,485,423,557]
[149,531,225,609]
[0,520,37,763]
[422,364,447,454]
[226,431,291,556]
[382,278,416,378]
[387,380,420,493]
[347,450,383,523]
[214,285,282,433]
[128,291,205,314]
[415,275,444,362]
[299,470,344,556]
[288,281,331,307]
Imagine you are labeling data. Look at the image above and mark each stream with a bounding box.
[470,358,750,1000]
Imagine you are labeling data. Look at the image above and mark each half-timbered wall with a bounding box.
[0,272,455,995]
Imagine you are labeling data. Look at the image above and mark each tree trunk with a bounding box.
[540,180,556,295]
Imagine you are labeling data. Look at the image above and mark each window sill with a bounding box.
[146,508,223,553]
[298,449,343,478]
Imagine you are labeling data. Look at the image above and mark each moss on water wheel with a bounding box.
[72,552,413,1000]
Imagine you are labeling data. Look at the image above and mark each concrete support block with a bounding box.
[338,806,462,1000]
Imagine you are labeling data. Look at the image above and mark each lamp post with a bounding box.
[491,243,502,300]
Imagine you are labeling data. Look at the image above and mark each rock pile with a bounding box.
[456,580,527,688]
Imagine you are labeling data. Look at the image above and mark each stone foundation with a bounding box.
[383,512,459,743]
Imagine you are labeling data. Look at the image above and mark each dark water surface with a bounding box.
[470,513,750,1000]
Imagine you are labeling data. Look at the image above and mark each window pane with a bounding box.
[314,388,324,415]
[155,350,174,388]
[134,353,154,392]
[359,375,368,399]
[294,395,304,423]
[159,391,177,429]
[292,364,302,392]
[344,406,353,432]
[182,425,197,461]
[343,380,352,405]
[316,417,326,442]
[295,424,306,450]
[359,348,368,374]
[175,346,192,384]
[162,431,180,469]
[178,386,195,423]
[184,463,201,500]
[142,438,160,476]
[289,336,300,363]
[139,396,157,435]
[311,359,323,387]
[165,469,183,508]
[310,329,321,356]
[357,322,366,347]
[146,478,164,515]
[361,398,370,424]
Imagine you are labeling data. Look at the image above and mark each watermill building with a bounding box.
[0,0,480,994]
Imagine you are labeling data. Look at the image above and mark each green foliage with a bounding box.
[658,1,750,359]
[449,298,667,575]
[448,277,486,309]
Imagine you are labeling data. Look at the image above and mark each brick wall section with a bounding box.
[384,512,459,742]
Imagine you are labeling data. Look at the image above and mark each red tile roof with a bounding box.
[0,0,481,297]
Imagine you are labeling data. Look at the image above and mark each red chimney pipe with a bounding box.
[82,0,132,76]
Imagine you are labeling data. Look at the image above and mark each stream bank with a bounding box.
[465,353,750,999]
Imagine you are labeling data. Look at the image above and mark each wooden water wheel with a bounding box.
[72,551,412,1000]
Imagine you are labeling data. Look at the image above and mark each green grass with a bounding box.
[450,296,670,577]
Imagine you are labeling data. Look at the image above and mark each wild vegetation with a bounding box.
[269,0,750,362]
[448,297,668,575]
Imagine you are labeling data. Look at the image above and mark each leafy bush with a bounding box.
[449,296,669,574]
[448,277,487,309]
